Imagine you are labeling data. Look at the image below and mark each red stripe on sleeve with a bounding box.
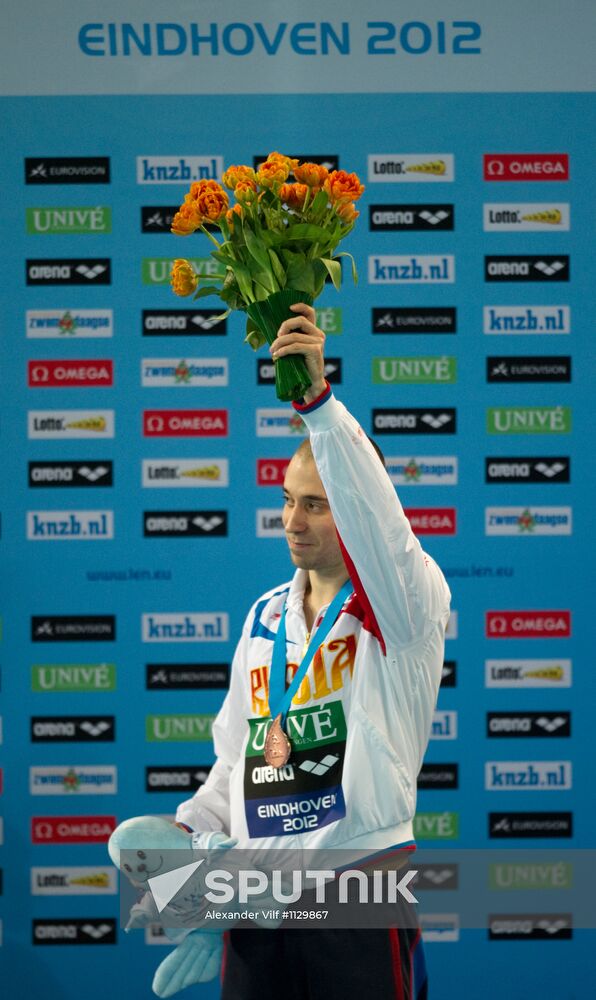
[388,928,406,1000]
[337,532,386,655]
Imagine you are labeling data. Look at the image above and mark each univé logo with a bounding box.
[28,360,113,388]
[483,154,569,182]
[485,611,571,638]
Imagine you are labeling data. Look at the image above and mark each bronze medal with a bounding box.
[263,713,291,769]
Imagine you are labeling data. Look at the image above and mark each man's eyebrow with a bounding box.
[282,489,329,503]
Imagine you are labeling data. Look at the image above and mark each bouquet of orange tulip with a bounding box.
[169,152,364,401]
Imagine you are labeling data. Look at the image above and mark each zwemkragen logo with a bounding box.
[257,358,342,384]
[25,157,111,185]
[28,410,115,439]
[486,356,571,383]
[368,155,454,182]
[30,765,117,795]
[257,459,290,486]
[31,716,115,742]
[483,204,570,231]
[486,611,571,638]
[146,663,229,690]
[142,613,229,643]
[27,309,113,339]
[484,305,570,335]
[146,714,215,742]
[141,359,228,387]
[489,812,573,839]
[27,510,114,541]
[32,815,116,843]
[26,206,112,235]
[430,711,457,739]
[31,867,117,895]
[487,712,571,738]
[29,461,114,489]
[488,914,572,940]
[31,663,117,692]
[485,659,572,688]
[485,761,571,791]
[484,256,569,282]
[485,506,572,536]
[372,307,456,334]
[405,508,456,535]
[369,256,455,284]
[256,409,306,437]
[253,155,339,173]
[143,511,228,537]
[31,616,116,643]
[33,918,117,945]
[369,204,454,231]
[483,154,569,182]
[26,259,111,285]
[256,509,285,537]
[373,356,456,384]
[146,766,212,792]
[386,458,457,486]
[487,406,571,434]
[142,257,222,286]
[137,156,222,184]
[441,660,457,688]
[373,408,456,435]
[142,309,227,336]
[485,457,570,484]
[143,410,228,437]
[142,459,229,488]
[413,812,459,840]
[28,360,113,388]
[417,764,458,790]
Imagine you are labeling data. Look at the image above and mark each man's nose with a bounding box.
[285,505,306,532]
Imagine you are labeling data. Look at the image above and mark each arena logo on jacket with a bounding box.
[244,701,347,837]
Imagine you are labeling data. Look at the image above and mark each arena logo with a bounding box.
[143,409,228,437]
[486,406,571,435]
[257,508,285,538]
[369,204,454,231]
[483,154,569,182]
[256,409,306,437]
[488,812,573,839]
[258,358,342,385]
[32,663,117,692]
[485,611,570,638]
[257,459,290,486]
[33,918,117,945]
[142,613,229,643]
[483,305,570,335]
[146,663,230,690]
[253,155,339,172]
[142,459,229,488]
[368,255,455,284]
[137,156,223,184]
[485,761,572,791]
[488,914,572,940]
[486,356,571,383]
[25,157,111,185]
[28,360,113,388]
[142,309,227,336]
[440,660,457,688]
[31,716,115,742]
[26,258,111,285]
[27,309,113,339]
[373,408,456,435]
[29,461,114,489]
[483,203,570,231]
[385,456,458,486]
[27,510,114,541]
[31,867,117,895]
[368,154,455,183]
[485,457,570,484]
[417,764,458,790]
[26,206,112,235]
[28,410,115,439]
[31,815,117,844]
[405,508,456,535]
[142,256,222,286]
[31,615,116,642]
[29,765,117,795]
[414,865,459,891]
[372,307,457,334]
[430,711,457,739]
[145,714,216,742]
[484,506,572,536]
[485,659,572,688]
[373,356,456,384]
[141,359,228,387]
[145,766,212,792]
[484,256,570,282]
[413,812,459,840]
[143,511,228,537]
[420,913,460,943]
[486,712,571,738]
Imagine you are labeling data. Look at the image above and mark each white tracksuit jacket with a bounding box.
[176,385,451,854]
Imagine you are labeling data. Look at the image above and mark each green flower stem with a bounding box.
[246,290,313,402]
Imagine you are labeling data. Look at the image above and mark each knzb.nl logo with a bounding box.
[141,613,229,642]
[485,761,572,790]
[137,156,223,184]
[483,306,570,335]
[27,511,114,540]
[369,256,455,284]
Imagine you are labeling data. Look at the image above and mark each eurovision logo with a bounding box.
[142,459,229,488]
[483,305,570,335]
[441,660,457,688]
[145,663,229,690]
[143,410,228,437]
[28,360,113,388]
[142,309,227,336]
[31,616,116,643]
[483,154,569,182]
[485,457,569,484]
[385,457,458,486]
[373,408,456,435]
[368,154,455,182]
[136,156,223,184]
[484,256,569,282]
[489,812,573,839]
[484,506,572,536]
[486,356,571,383]
[483,204,569,231]
[29,461,114,489]
[27,309,113,339]
[26,259,111,285]
[485,611,571,638]
[373,357,456,384]
[31,815,117,844]
[485,659,572,688]
[25,157,111,185]
[417,764,458,790]
[369,256,455,284]
[369,204,454,231]
[26,206,112,234]
[141,359,228,387]
[28,410,115,439]
[372,307,456,334]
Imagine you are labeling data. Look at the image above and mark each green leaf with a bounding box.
[284,222,333,243]
[232,262,255,303]
[286,257,316,295]
[192,285,222,301]
[335,251,359,285]
[268,249,287,287]
[319,257,342,291]
[244,317,266,351]
[243,225,273,273]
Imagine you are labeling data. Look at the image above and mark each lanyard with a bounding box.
[268,580,353,726]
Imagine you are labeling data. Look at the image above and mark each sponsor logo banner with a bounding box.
[26,258,111,285]
[417,764,458,790]
[31,867,117,895]
[420,913,460,942]
[31,616,116,642]
[486,406,571,434]
[27,510,114,541]
[146,714,215,742]
[25,157,111,185]
[486,356,571,383]
[487,712,571,738]
[485,761,572,790]
[31,815,117,844]
[483,154,569,182]
[485,457,569,484]
[485,611,571,639]
[386,456,458,486]
[253,155,339,173]
[405,508,456,536]
[485,506,572,536]
[29,461,114,489]
[369,255,455,284]
[414,865,459,891]
[488,914,572,940]
[142,257,222,285]
[141,359,228,387]
[143,410,228,436]
[445,612,458,640]
[143,511,227,537]
[32,663,117,692]
[256,508,285,538]
[33,918,117,944]
[26,309,113,338]
[485,659,572,688]
[257,358,342,385]
[315,306,342,335]
[137,156,223,184]
[441,660,457,688]
[484,255,569,282]
[256,409,307,437]
[373,356,456,384]
[413,812,459,840]
[489,812,573,839]
[30,765,117,795]
[368,154,454,182]
[483,305,570,335]
[141,206,181,232]
[372,307,456,334]
[373,408,456,435]
[146,663,229,690]
[28,410,115,439]
[369,204,454,231]
[483,203,569,231]
[28,360,114,387]
[31,716,115,742]
[142,459,229,488]
[142,309,227,336]
[145,766,212,792]
[142,613,228,643]
[26,206,112,234]
[257,459,290,486]
[430,711,457,739]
